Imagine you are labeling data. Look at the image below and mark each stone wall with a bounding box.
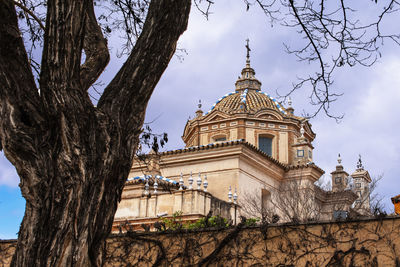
[1,216,399,266]
[0,241,14,267]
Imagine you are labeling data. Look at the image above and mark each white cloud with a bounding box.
[312,55,400,210]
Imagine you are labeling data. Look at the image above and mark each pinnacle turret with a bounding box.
[235,39,262,92]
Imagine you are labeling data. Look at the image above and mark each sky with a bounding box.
[1,1,400,239]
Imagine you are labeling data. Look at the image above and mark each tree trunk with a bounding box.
[0,0,191,266]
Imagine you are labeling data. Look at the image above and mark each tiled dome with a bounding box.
[206,89,287,115]
[204,47,287,116]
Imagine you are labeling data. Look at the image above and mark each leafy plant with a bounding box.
[186,215,230,230]
[244,217,260,227]
[160,211,184,230]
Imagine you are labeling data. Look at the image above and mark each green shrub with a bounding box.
[186,215,230,230]
[158,211,231,231]
[244,217,260,226]
[160,211,184,230]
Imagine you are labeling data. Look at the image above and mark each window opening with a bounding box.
[259,136,272,156]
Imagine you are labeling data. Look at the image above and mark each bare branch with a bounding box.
[254,0,400,119]
[98,0,191,133]
[194,0,214,20]
[96,0,150,56]
[13,0,45,30]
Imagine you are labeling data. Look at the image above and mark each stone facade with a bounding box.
[113,177,238,232]
[113,48,372,230]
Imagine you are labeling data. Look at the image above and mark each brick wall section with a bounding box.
[1,216,400,266]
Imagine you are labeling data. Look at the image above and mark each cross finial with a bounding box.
[288,97,292,107]
[337,153,342,165]
[245,38,251,64]
[198,99,202,109]
[356,154,364,170]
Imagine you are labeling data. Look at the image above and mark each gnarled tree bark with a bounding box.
[0,0,191,265]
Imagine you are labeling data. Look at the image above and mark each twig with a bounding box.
[13,0,45,30]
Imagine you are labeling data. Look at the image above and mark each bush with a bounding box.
[157,211,231,231]
[160,211,184,230]
[244,217,260,226]
[186,215,230,230]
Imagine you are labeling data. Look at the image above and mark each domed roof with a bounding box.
[205,89,287,115]
[202,41,288,117]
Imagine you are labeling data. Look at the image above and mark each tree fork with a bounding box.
[0,0,191,266]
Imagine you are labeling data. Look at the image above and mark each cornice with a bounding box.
[160,140,287,169]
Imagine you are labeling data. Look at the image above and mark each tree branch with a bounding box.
[0,0,44,202]
[13,0,45,30]
[98,0,191,133]
[80,0,110,92]
[39,0,89,112]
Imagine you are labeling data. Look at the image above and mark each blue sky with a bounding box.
[1,1,399,239]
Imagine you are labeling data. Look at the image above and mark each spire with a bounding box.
[300,122,305,137]
[245,38,251,67]
[195,99,203,117]
[356,154,364,170]
[286,96,294,115]
[337,153,342,165]
[235,39,262,92]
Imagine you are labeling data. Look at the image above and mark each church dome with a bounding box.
[205,89,287,116]
[204,40,287,116]
[183,40,315,152]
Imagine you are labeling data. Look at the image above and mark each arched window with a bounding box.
[259,136,272,156]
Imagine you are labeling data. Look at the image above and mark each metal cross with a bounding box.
[357,154,363,170]
[245,38,251,59]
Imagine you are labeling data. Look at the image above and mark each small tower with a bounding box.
[331,154,349,192]
[351,155,372,214]
[292,122,314,164]
[195,100,203,117]
[286,97,294,115]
